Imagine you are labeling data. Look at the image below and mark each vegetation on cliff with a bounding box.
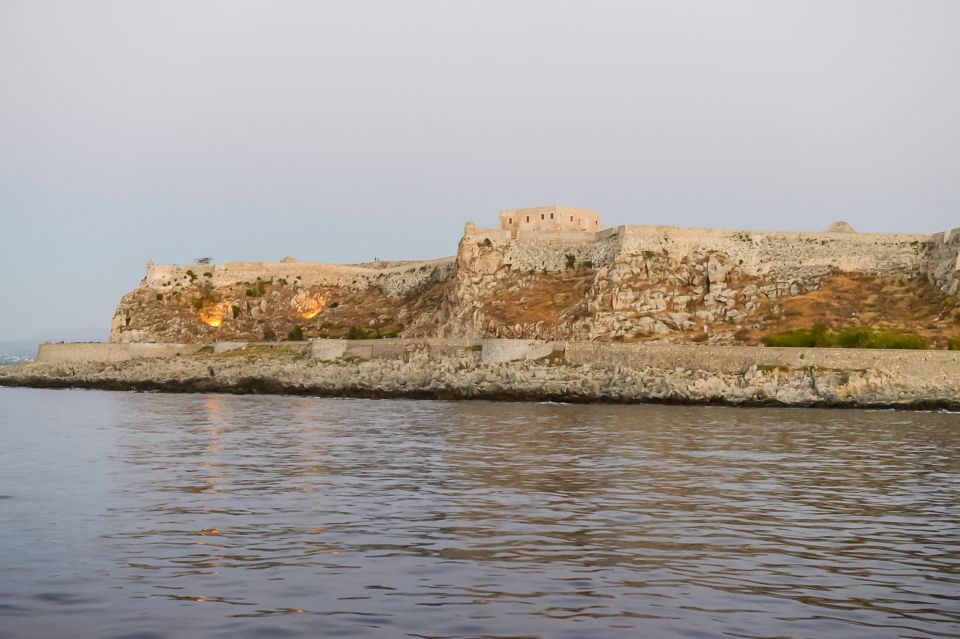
[763,325,927,349]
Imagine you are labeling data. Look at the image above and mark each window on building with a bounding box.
[570,216,573,222]
[526,216,529,223]
[509,218,512,225]
[550,213,554,219]
[541,214,545,220]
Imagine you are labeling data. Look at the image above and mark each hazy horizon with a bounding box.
[2,0,958,341]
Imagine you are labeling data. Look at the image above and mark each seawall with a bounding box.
[7,339,959,409]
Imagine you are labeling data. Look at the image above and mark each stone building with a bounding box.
[498,206,601,237]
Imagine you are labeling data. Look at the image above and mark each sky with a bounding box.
[1,0,958,341]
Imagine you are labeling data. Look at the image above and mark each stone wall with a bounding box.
[36,342,205,363]
[34,338,960,384]
[617,226,931,281]
[144,257,454,298]
[563,341,960,382]
[464,223,932,279]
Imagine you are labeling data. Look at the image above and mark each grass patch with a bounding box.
[763,324,927,349]
[949,337,960,351]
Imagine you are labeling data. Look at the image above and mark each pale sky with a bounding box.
[1,0,958,340]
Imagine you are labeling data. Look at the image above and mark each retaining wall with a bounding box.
[36,343,206,363]
[36,340,960,382]
[563,342,960,382]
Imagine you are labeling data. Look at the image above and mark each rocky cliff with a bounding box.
[111,223,960,347]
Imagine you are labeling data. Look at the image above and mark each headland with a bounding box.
[3,205,959,408]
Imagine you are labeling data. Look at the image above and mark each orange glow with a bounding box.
[292,292,328,319]
[199,303,229,328]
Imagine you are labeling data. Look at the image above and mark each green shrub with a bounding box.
[764,325,926,349]
[231,305,241,319]
[834,327,874,349]
[192,298,204,311]
[582,260,594,269]
[949,337,960,351]
[155,293,163,301]
[643,250,655,259]
[565,254,576,270]
[287,326,304,341]
[763,329,818,348]
[346,326,368,340]
[869,331,926,350]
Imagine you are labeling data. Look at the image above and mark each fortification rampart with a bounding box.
[144,257,454,297]
[616,226,933,281]
[465,221,952,285]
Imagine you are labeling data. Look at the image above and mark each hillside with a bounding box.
[110,222,960,349]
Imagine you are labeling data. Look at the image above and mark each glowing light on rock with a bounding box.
[292,291,328,320]
[199,303,230,328]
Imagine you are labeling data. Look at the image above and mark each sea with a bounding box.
[0,341,37,367]
[0,387,958,638]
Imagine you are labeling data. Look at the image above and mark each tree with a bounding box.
[195,257,212,265]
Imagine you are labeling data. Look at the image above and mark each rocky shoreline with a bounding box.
[2,343,958,410]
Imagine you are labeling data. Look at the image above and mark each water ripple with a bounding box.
[0,388,958,638]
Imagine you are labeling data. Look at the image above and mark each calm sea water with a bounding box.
[0,388,958,639]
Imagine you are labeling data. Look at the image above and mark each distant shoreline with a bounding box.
[1,339,958,410]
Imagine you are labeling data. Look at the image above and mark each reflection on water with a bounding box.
[0,388,958,638]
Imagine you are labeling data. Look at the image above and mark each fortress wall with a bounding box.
[616,226,932,281]
[144,258,455,297]
[463,224,934,280]
[927,228,960,295]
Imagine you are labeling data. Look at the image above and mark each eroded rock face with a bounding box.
[408,234,831,345]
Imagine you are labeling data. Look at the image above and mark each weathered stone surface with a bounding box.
[3,339,958,409]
